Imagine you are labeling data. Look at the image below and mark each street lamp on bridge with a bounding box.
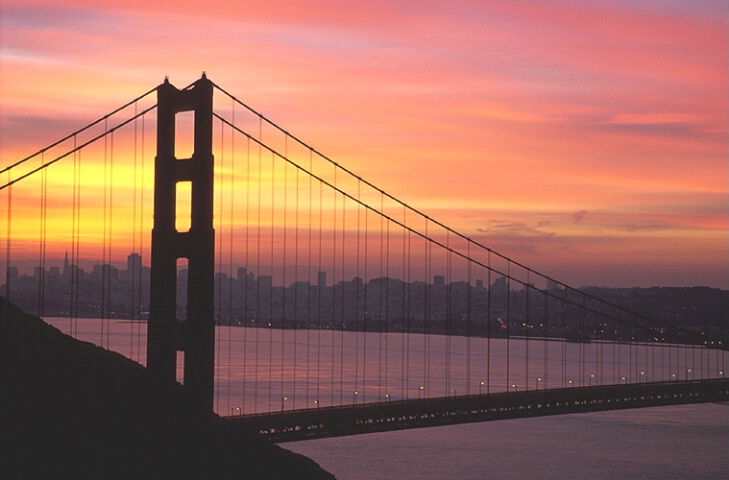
[536,377,542,390]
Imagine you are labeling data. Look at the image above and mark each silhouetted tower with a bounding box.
[147,75,215,414]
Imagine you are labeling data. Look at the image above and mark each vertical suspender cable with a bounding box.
[506,261,511,392]
[107,130,114,348]
[280,144,288,408]
[354,182,360,402]
[362,198,369,401]
[37,152,47,319]
[4,176,11,302]
[616,310,622,384]
[378,193,385,399]
[423,220,429,395]
[268,150,275,412]
[445,231,451,396]
[543,285,549,388]
[254,118,262,413]
[486,250,492,394]
[227,103,236,413]
[100,122,108,345]
[292,139,301,408]
[330,165,337,407]
[525,271,530,390]
[407,217,413,397]
[339,185,346,405]
[384,205,390,400]
[466,243,472,395]
[401,206,406,399]
[303,148,311,407]
[135,116,144,361]
[215,116,225,414]
[562,287,568,387]
[130,104,139,358]
[599,303,605,383]
[243,136,252,413]
[71,138,80,337]
[314,150,322,405]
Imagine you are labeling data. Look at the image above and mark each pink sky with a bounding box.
[1,0,727,288]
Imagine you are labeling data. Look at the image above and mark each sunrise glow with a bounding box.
[1,0,727,288]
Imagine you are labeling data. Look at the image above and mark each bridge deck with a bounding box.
[225,379,729,443]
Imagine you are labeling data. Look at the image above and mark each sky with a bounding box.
[1,0,727,289]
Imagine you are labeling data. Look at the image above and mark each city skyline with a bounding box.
[1,1,727,289]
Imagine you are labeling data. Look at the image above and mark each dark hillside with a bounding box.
[0,296,335,480]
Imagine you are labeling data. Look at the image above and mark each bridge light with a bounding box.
[479,381,485,395]
[536,377,542,390]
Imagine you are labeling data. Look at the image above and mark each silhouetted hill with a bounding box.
[0,296,335,480]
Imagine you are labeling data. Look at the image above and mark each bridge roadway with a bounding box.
[225,379,729,443]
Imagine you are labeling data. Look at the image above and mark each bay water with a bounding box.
[46,317,728,479]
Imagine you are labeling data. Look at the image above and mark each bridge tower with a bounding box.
[147,75,215,413]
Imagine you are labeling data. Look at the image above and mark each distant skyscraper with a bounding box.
[491,276,508,296]
[237,267,248,285]
[317,270,327,288]
[63,251,70,279]
[127,253,142,277]
[6,266,19,285]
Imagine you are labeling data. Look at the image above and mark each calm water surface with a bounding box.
[46,317,729,479]
[287,403,729,480]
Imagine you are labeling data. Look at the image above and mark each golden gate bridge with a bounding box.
[2,75,727,441]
